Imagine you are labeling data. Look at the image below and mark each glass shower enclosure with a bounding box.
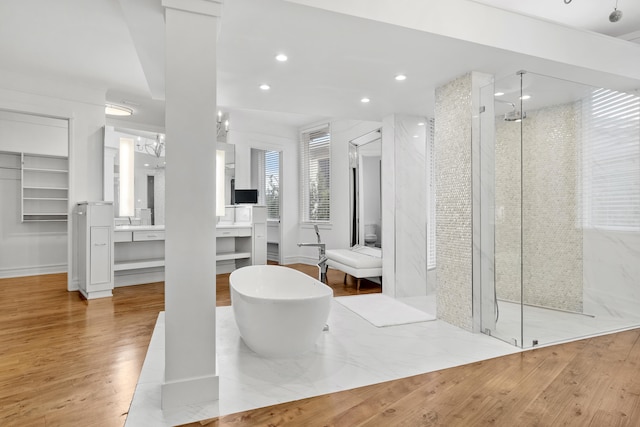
[479,71,640,349]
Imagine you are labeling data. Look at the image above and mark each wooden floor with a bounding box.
[0,265,378,426]
[1,269,639,427]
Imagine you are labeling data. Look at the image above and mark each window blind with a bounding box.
[300,124,331,223]
[264,150,280,220]
[583,88,640,231]
[427,118,436,270]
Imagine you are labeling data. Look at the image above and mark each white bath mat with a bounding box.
[335,294,436,327]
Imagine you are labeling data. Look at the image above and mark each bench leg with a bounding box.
[357,278,361,291]
[343,273,348,285]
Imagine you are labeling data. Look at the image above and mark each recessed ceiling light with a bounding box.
[144,163,150,167]
[395,74,407,81]
[494,92,505,97]
[413,135,419,138]
[275,54,288,62]
[520,95,531,100]
[417,122,425,126]
[360,97,370,103]
[105,104,133,116]
[259,84,271,91]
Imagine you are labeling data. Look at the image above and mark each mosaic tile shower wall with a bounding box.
[435,73,473,330]
[495,103,584,312]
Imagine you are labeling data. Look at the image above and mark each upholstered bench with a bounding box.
[325,246,382,291]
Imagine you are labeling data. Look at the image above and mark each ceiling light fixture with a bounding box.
[275,54,288,62]
[520,95,531,100]
[494,92,505,97]
[609,0,623,22]
[360,97,370,103]
[395,74,407,81]
[105,104,133,116]
[259,84,271,90]
[418,122,425,126]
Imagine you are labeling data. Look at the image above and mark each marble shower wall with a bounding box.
[435,73,474,331]
[495,103,583,312]
[381,114,428,298]
[394,115,428,297]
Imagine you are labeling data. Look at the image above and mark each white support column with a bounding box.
[161,0,222,409]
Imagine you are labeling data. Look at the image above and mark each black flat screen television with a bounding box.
[234,189,258,204]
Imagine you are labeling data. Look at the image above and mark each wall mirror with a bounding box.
[103,126,235,225]
[349,128,382,248]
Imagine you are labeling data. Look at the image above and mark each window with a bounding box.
[300,124,331,223]
[583,88,640,231]
[264,150,280,220]
[252,149,280,220]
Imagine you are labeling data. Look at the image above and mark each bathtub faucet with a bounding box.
[297,243,327,283]
[297,242,326,256]
[298,224,328,283]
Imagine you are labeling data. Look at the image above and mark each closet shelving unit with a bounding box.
[21,153,69,222]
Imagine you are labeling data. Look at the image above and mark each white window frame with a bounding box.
[300,123,331,224]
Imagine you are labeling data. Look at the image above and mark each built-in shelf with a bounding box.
[114,258,165,271]
[23,167,68,173]
[21,153,69,222]
[216,251,251,262]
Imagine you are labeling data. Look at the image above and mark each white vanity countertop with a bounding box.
[217,223,252,229]
[115,224,252,231]
[115,225,165,232]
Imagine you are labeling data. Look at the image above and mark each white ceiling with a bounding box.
[0,0,639,130]
[472,0,640,38]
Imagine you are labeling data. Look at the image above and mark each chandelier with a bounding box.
[136,133,165,158]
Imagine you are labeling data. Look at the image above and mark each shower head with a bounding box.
[504,110,526,122]
[609,8,623,22]
[500,102,526,122]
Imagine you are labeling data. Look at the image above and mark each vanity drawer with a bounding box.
[114,231,133,243]
[216,228,238,238]
[216,227,252,238]
[235,227,252,237]
[133,231,165,241]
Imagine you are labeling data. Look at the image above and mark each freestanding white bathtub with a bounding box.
[229,265,333,357]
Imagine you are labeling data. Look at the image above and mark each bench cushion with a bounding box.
[325,247,382,269]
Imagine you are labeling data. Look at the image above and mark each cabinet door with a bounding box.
[90,226,112,289]
[252,223,267,265]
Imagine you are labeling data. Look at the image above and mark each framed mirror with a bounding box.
[103,126,235,225]
[349,128,382,248]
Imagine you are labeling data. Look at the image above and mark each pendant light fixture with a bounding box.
[609,0,623,22]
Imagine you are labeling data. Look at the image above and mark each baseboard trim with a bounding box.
[162,373,219,410]
[0,264,67,279]
[115,269,165,287]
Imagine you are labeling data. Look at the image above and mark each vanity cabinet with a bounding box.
[113,225,165,286]
[112,205,268,284]
[216,205,267,274]
[76,202,114,299]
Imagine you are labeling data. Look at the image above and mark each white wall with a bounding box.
[0,111,70,278]
[0,74,105,285]
[297,119,381,264]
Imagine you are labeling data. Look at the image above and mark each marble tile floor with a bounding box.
[125,295,519,426]
[490,294,640,349]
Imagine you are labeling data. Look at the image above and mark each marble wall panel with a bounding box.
[435,73,474,331]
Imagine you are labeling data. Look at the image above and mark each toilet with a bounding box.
[364,224,377,246]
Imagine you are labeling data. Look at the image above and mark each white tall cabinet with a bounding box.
[76,202,114,299]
